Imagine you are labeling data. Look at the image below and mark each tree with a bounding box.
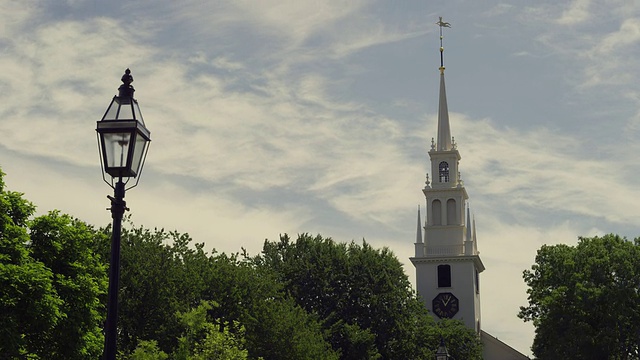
[519,234,640,359]
[0,169,63,358]
[129,302,249,360]
[432,319,483,360]
[255,234,482,359]
[173,301,249,360]
[29,211,108,359]
[97,223,337,359]
[99,225,211,355]
[129,340,168,360]
[198,250,338,360]
[243,296,340,360]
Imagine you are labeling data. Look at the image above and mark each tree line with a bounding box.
[0,168,482,360]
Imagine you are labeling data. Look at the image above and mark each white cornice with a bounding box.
[409,254,485,272]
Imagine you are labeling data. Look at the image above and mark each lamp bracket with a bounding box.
[107,195,130,213]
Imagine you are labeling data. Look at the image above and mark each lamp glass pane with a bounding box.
[130,133,148,177]
[103,132,132,168]
[133,101,144,124]
[103,99,120,121]
[118,102,135,120]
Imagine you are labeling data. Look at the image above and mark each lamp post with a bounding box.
[97,69,151,360]
[436,337,451,360]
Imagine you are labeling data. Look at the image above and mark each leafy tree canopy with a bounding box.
[29,211,108,359]
[520,234,640,359]
[254,233,483,359]
[105,224,337,360]
[0,169,63,358]
[174,301,250,360]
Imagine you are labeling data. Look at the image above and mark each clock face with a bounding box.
[432,292,459,319]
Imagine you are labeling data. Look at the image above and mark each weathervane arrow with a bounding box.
[436,16,451,28]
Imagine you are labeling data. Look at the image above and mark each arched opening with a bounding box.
[439,161,449,183]
[446,199,456,225]
[432,200,442,225]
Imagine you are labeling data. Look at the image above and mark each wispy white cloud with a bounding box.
[481,3,515,18]
[0,14,158,167]
[556,0,592,25]
[6,3,640,358]
[597,17,640,52]
[232,0,368,45]
[514,3,640,141]
[453,114,640,227]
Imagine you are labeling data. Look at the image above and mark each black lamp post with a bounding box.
[436,337,451,360]
[97,69,151,360]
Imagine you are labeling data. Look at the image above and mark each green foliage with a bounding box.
[432,319,483,360]
[98,225,212,354]
[130,340,168,360]
[244,296,339,360]
[0,169,108,359]
[29,211,108,359]
[0,169,63,358]
[254,233,479,359]
[105,224,335,359]
[174,301,249,360]
[520,234,640,359]
[130,301,251,360]
[328,320,381,360]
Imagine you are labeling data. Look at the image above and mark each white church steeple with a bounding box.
[437,68,452,151]
[410,17,484,333]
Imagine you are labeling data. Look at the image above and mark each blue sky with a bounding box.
[2,1,640,356]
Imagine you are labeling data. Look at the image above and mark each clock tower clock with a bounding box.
[432,292,459,319]
[410,18,484,333]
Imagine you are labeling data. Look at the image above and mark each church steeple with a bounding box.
[411,17,484,333]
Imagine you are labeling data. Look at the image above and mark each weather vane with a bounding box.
[436,16,451,70]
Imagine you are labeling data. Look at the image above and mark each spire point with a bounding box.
[416,206,423,244]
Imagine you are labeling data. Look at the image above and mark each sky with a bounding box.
[2,0,640,356]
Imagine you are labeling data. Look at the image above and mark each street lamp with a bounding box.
[97,69,151,360]
[436,337,451,360]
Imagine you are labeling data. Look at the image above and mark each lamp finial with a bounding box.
[121,68,133,87]
[118,68,135,99]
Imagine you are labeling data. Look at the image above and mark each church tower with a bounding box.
[410,18,485,333]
